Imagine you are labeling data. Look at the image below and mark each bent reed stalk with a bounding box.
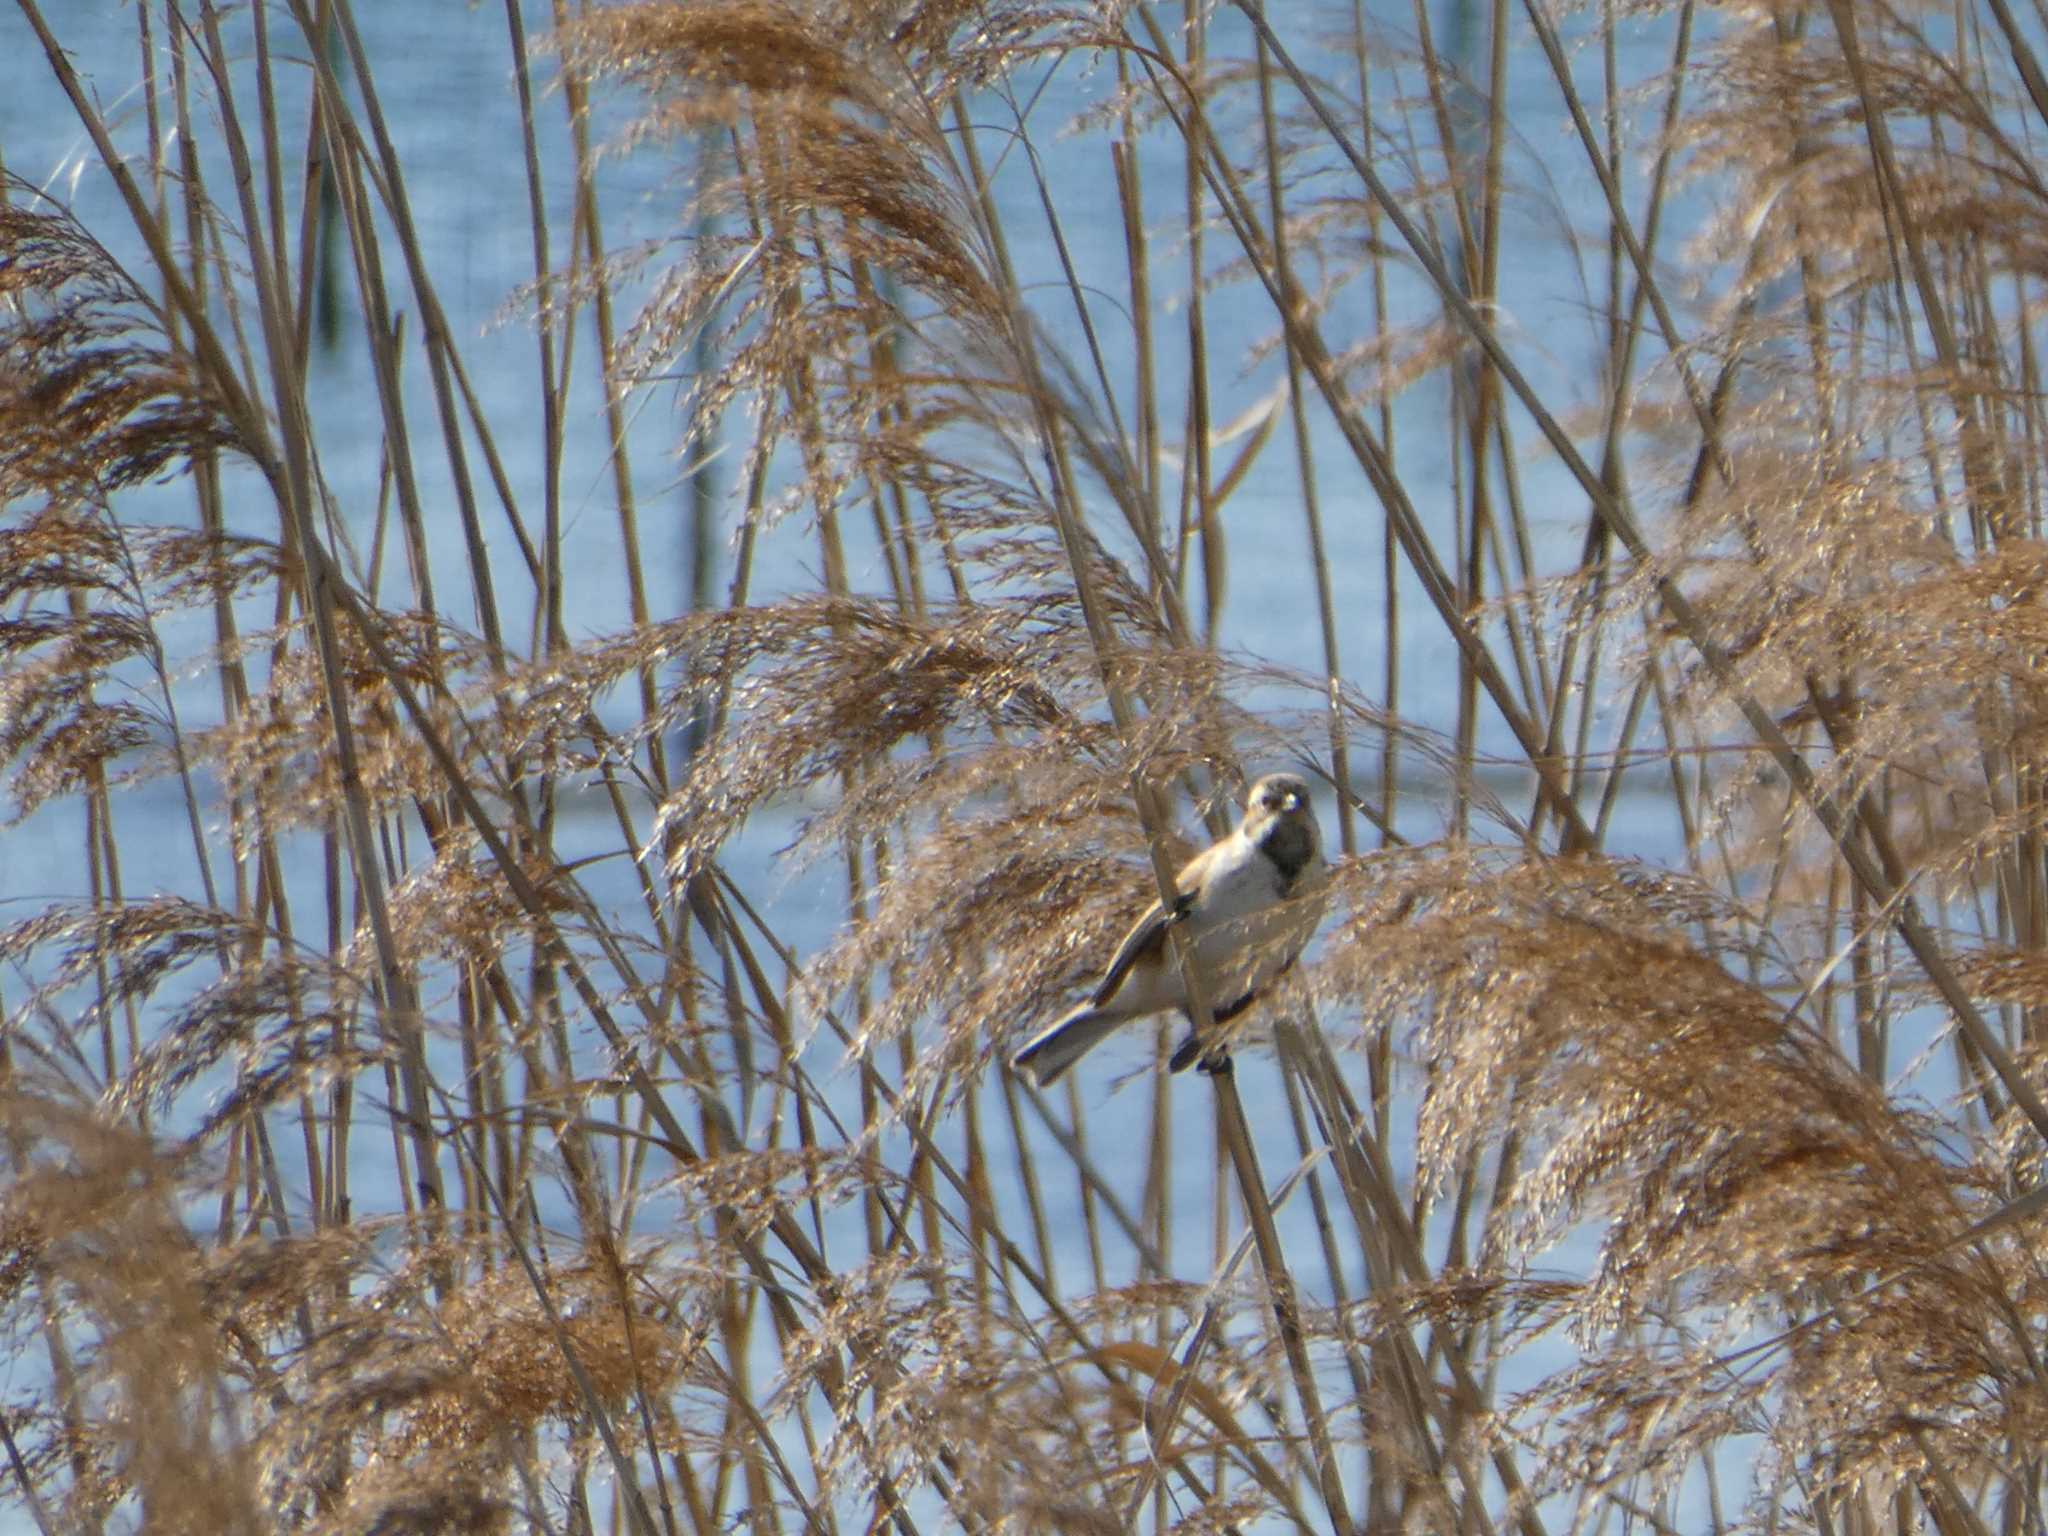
[4,1,2048,1533]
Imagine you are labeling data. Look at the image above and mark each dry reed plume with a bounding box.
[6,0,2048,1532]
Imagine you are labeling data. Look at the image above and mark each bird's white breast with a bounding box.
[1186,833,1323,1003]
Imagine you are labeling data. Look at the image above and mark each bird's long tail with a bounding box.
[1009,1006,1127,1087]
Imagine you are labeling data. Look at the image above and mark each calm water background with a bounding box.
[0,0,1722,1521]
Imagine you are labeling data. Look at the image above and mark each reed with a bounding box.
[5,1,2048,1532]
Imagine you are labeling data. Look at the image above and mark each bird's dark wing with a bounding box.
[1089,864,1201,1007]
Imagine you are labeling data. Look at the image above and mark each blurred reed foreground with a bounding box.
[11,0,2048,1531]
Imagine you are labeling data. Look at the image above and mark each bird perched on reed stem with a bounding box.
[1010,773,1327,1085]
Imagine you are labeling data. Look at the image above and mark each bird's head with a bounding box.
[1246,772,1312,820]
[1241,772,1321,878]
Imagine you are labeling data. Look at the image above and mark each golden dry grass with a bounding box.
[7,0,2048,1533]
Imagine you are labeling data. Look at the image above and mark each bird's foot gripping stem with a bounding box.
[1167,991,1255,1074]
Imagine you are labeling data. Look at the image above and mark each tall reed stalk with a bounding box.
[6,1,2048,1532]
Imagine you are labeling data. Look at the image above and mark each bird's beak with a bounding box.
[1283,790,1302,812]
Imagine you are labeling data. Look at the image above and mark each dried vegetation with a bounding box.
[7,0,2048,1532]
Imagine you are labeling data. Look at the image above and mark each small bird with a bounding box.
[1010,773,1327,1086]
